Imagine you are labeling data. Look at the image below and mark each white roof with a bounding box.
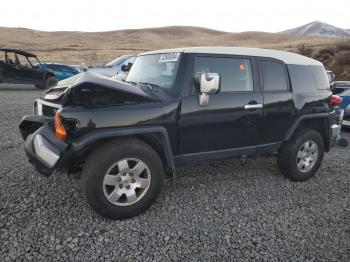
[140,47,322,66]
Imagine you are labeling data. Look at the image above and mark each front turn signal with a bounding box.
[54,112,67,141]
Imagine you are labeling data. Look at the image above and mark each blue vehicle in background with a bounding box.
[36,63,86,80]
[336,89,350,129]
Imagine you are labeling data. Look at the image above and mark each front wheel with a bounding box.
[81,139,164,219]
[277,129,324,182]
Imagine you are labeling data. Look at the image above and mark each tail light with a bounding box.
[54,112,67,141]
[329,95,342,107]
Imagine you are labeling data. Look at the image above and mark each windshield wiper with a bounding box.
[124,80,138,85]
[137,82,161,89]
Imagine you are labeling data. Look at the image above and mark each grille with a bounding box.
[42,104,57,117]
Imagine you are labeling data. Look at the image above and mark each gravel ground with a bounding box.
[0,87,349,261]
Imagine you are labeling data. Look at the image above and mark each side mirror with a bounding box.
[198,73,220,106]
[121,62,133,72]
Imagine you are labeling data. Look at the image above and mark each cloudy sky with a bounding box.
[1,0,349,32]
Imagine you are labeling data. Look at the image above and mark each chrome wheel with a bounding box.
[296,140,318,173]
[102,158,151,206]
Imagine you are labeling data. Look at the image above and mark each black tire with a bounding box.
[81,139,164,219]
[277,129,324,182]
[44,76,58,89]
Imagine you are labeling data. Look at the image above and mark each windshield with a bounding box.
[327,72,332,83]
[126,53,180,89]
[340,90,350,97]
[105,55,130,67]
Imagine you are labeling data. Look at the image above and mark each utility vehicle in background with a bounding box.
[0,49,58,89]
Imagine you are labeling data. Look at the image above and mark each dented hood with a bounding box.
[43,71,159,102]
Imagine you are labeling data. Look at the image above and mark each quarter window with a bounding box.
[261,60,288,91]
[194,57,254,92]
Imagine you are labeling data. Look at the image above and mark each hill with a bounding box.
[0,26,339,63]
[0,25,349,79]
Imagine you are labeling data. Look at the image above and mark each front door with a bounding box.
[178,55,263,155]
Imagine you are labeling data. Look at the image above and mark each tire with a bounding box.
[44,76,58,89]
[277,129,324,182]
[81,139,164,219]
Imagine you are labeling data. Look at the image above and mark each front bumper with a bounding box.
[23,124,69,176]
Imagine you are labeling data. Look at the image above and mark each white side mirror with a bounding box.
[198,73,220,106]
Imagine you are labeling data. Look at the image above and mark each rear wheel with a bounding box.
[81,139,164,219]
[35,76,58,89]
[44,76,58,89]
[277,129,324,182]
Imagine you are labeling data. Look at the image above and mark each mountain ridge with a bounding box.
[281,21,350,38]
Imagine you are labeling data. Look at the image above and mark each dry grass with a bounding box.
[0,26,349,79]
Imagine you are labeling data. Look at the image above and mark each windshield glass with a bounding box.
[105,55,130,67]
[126,53,180,89]
[340,90,350,97]
[327,72,332,83]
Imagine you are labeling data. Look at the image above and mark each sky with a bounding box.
[0,0,349,32]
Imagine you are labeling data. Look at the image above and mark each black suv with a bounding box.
[19,47,342,219]
[0,49,58,89]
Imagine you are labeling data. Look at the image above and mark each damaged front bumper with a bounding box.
[20,116,69,176]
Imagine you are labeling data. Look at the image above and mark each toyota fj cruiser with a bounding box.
[19,47,342,219]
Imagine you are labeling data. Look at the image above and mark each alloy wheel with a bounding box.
[296,140,319,173]
[102,158,151,206]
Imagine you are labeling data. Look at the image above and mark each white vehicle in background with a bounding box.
[88,55,136,77]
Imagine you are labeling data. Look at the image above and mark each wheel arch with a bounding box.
[69,126,175,175]
[283,113,331,152]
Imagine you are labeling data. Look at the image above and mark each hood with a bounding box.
[87,67,119,77]
[43,71,160,105]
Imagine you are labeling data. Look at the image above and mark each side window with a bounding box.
[6,52,16,65]
[261,60,288,91]
[193,57,254,93]
[17,54,31,67]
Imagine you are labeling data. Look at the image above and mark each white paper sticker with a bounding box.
[158,53,180,63]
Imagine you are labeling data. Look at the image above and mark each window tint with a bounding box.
[261,60,288,91]
[194,57,254,92]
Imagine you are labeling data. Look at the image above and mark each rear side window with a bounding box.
[310,66,330,90]
[194,57,254,92]
[260,60,288,91]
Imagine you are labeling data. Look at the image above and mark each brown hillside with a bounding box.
[0,26,349,79]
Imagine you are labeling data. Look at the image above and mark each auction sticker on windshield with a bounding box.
[159,53,180,63]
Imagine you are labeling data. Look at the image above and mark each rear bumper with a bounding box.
[23,124,69,176]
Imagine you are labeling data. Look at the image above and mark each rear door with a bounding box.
[179,54,263,155]
[16,54,36,83]
[258,58,295,144]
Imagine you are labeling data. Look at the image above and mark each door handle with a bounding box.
[244,104,263,110]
